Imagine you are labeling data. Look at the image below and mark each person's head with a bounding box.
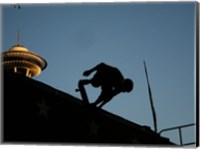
[121,79,134,92]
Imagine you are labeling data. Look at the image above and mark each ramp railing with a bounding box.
[159,123,195,146]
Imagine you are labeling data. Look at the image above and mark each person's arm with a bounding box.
[83,63,105,76]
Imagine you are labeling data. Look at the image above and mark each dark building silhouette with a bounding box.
[3,71,176,146]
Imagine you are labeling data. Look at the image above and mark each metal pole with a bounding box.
[178,128,183,146]
[143,60,157,133]
[17,30,20,45]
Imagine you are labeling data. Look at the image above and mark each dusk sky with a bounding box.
[2,2,196,145]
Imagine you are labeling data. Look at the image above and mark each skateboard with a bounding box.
[75,82,89,104]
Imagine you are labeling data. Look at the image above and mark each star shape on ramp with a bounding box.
[129,136,140,144]
[89,120,99,137]
[37,98,51,119]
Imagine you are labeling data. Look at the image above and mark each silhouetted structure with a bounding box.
[144,61,157,133]
[3,70,175,146]
[78,63,133,108]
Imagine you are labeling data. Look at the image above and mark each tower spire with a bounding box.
[17,30,20,45]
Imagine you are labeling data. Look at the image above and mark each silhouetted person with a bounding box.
[78,63,133,108]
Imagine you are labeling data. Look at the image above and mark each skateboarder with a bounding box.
[78,63,133,108]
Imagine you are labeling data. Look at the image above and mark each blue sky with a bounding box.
[2,2,196,145]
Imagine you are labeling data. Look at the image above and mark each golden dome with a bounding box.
[9,45,29,52]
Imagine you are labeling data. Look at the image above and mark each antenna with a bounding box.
[17,30,20,45]
[13,4,22,46]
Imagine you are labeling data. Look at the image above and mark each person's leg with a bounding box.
[92,93,105,106]
[78,80,91,104]
[98,93,113,108]
[92,89,112,108]
[98,100,108,108]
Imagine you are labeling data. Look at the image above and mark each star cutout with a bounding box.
[130,136,140,144]
[37,99,50,119]
[89,120,99,137]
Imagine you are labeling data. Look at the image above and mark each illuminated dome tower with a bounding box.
[3,43,47,78]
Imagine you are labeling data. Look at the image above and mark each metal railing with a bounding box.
[159,123,195,146]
